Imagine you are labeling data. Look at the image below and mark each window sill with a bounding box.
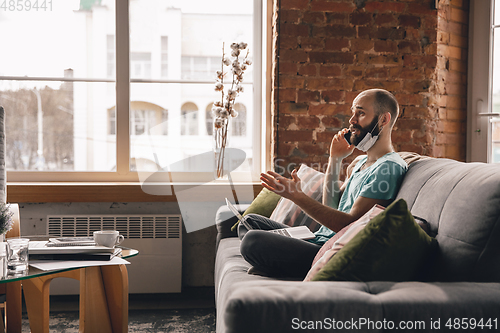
[7,182,263,203]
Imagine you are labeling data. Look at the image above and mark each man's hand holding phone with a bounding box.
[329,128,355,159]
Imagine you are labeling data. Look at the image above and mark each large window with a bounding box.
[0,0,263,182]
[469,0,500,163]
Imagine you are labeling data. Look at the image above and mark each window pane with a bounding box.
[492,29,500,163]
[0,0,114,79]
[130,83,253,173]
[1,80,116,171]
[495,0,500,25]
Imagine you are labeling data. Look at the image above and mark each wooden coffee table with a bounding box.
[1,247,138,333]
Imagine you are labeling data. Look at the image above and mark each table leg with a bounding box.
[23,270,81,333]
[80,264,129,333]
[5,281,21,333]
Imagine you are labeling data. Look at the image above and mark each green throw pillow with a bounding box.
[230,188,281,231]
[312,198,437,282]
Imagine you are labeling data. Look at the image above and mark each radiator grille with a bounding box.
[47,215,182,239]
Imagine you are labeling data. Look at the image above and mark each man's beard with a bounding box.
[349,116,380,146]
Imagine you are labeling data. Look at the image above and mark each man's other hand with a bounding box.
[260,169,303,202]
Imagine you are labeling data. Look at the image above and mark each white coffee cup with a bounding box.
[93,230,124,248]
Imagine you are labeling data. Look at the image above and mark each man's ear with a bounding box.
[379,112,391,127]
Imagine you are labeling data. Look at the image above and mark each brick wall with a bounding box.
[271,0,469,174]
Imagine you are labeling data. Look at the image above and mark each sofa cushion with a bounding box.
[231,188,281,231]
[396,158,500,282]
[269,164,324,231]
[312,199,437,282]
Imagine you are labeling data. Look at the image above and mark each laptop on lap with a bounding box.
[225,198,316,240]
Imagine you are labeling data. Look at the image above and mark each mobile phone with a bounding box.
[343,130,352,145]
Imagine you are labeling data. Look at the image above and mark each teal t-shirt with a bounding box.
[310,152,408,245]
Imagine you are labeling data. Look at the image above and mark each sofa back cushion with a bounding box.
[395,158,500,282]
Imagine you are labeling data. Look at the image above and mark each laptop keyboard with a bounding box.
[269,228,291,237]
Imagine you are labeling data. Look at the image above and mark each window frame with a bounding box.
[4,0,267,183]
[468,0,496,163]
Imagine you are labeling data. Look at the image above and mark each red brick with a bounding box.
[449,59,467,73]
[298,64,317,76]
[391,130,413,143]
[281,10,301,23]
[446,108,466,120]
[374,13,397,26]
[319,65,342,77]
[324,38,350,51]
[280,130,314,142]
[309,103,349,116]
[280,49,309,63]
[357,54,403,65]
[281,23,309,37]
[399,144,424,154]
[280,114,297,129]
[374,40,398,53]
[317,131,335,143]
[296,115,321,129]
[309,51,354,64]
[280,77,306,89]
[349,12,372,26]
[421,15,438,30]
[313,25,356,38]
[438,20,462,35]
[325,12,348,25]
[321,90,345,103]
[442,120,462,133]
[396,118,426,131]
[281,0,309,10]
[364,2,406,13]
[297,90,321,103]
[350,39,374,52]
[365,67,389,78]
[354,79,401,92]
[302,12,326,24]
[280,36,299,50]
[394,93,424,107]
[403,54,437,68]
[321,116,342,129]
[358,26,405,40]
[400,68,425,80]
[407,2,437,16]
[306,78,354,90]
[297,142,328,156]
[398,41,422,53]
[279,102,308,114]
[276,142,295,157]
[300,37,324,51]
[278,88,296,102]
[402,79,432,92]
[345,65,364,77]
[279,62,298,75]
[398,14,421,28]
[404,106,433,119]
[310,0,355,12]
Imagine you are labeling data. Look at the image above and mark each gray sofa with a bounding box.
[214,157,500,333]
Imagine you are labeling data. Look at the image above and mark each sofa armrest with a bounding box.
[216,204,250,248]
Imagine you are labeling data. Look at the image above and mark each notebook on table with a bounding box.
[225,198,316,240]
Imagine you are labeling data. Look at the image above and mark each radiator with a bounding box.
[45,214,182,294]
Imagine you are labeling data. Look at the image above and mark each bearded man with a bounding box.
[238,89,408,278]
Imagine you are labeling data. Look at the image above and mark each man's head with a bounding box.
[348,89,399,147]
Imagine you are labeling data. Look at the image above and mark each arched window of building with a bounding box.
[108,102,167,136]
[206,103,214,136]
[232,103,246,136]
[181,102,198,136]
